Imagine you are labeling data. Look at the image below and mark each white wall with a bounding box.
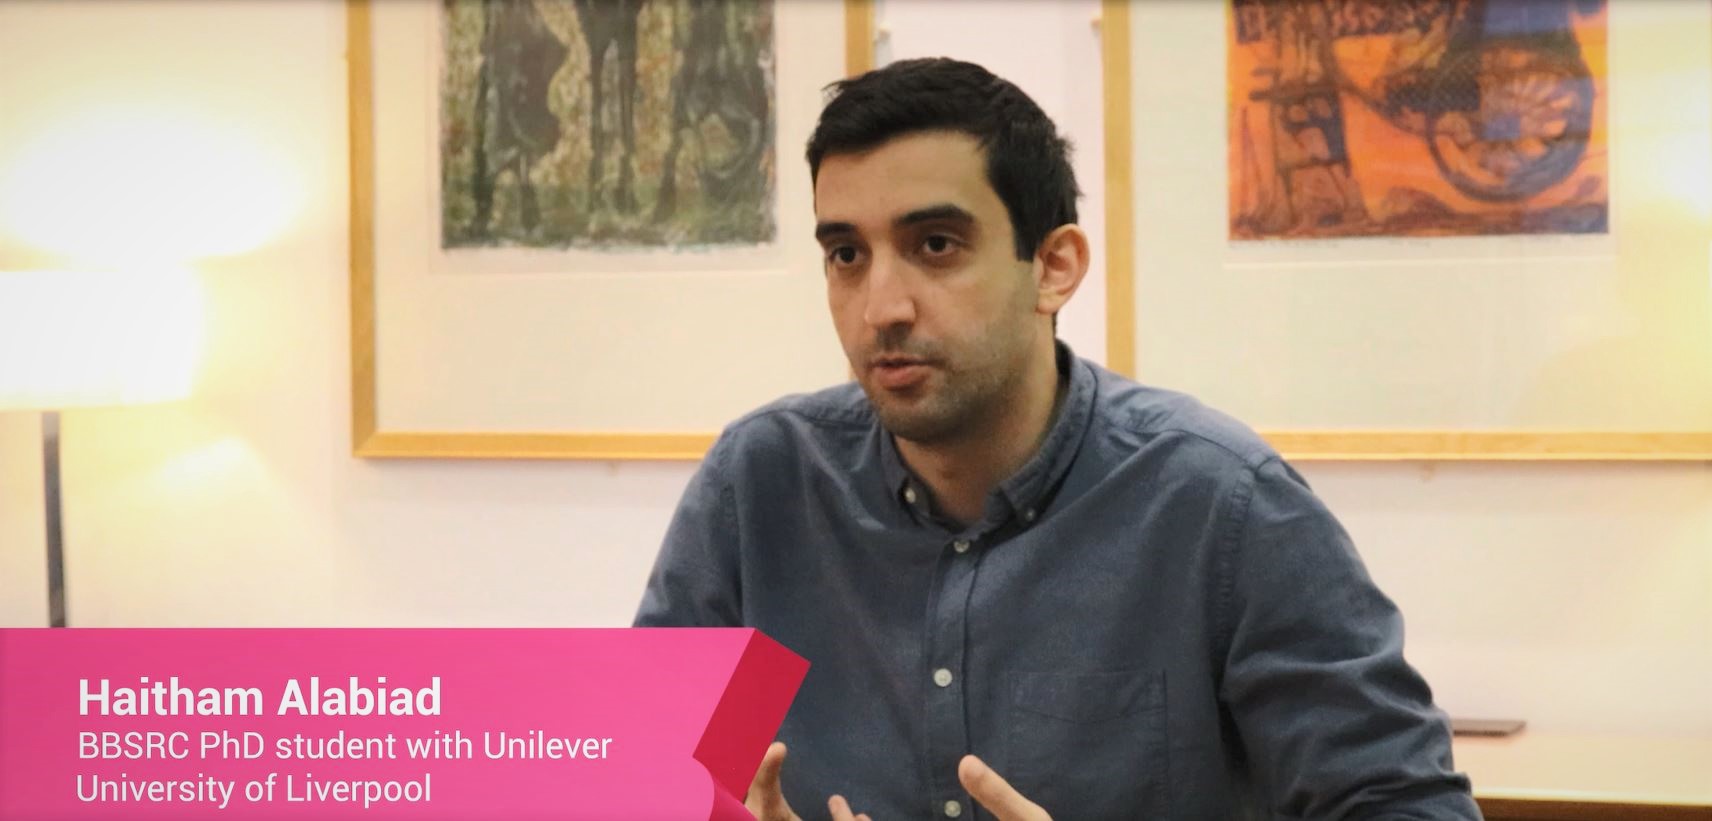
[0,0,1707,737]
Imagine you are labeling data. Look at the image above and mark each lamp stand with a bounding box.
[42,410,66,628]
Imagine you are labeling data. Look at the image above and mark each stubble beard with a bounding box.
[864,340,1027,446]
[859,271,1042,446]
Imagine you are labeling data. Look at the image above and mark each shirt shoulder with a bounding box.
[1084,361,1283,476]
[707,381,876,472]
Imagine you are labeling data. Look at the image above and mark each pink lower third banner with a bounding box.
[0,629,807,820]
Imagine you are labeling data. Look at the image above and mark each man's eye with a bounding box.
[921,235,956,255]
[827,246,860,266]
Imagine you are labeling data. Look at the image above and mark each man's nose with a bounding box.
[862,250,917,330]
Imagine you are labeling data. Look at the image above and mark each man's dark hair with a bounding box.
[805,58,1080,261]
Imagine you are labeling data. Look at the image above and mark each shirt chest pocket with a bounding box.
[1005,670,1169,821]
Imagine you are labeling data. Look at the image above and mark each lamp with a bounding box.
[0,270,202,627]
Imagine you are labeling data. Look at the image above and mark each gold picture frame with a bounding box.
[1099,0,1712,460]
[349,0,876,460]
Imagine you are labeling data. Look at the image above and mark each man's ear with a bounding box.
[1034,224,1090,319]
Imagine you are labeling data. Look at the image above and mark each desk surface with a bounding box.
[1455,732,1712,819]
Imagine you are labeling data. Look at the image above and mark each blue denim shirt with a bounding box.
[635,346,1479,820]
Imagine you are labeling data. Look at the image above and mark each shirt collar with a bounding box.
[879,340,1095,527]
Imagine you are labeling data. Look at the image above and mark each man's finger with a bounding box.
[750,742,787,794]
[827,794,871,821]
[745,742,794,821]
[958,755,1051,821]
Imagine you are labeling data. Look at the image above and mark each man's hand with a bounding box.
[747,742,874,821]
[746,742,801,821]
[827,794,873,821]
[749,743,872,821]
[749,746,1047,821]
[959,755,1052,821]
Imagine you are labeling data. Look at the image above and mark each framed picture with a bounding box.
[349,0,876,459]
[1101,0,1712,459]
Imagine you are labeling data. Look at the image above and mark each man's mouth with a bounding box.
[869,356,932,390]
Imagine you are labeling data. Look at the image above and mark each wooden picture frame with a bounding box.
[1100,0,1712,460]
[348,0,876,460]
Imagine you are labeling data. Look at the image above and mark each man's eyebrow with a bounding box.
[814,205,975,243]
[814,221,856,243]
[896,204,975,228]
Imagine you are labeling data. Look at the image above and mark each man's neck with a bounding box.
[896,343,1065,527]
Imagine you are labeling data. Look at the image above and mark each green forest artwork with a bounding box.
[440,0,777,250]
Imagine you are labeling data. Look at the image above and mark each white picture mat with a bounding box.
[1128,0,1712,431]
[369,0,848,433]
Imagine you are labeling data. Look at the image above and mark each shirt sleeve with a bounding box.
[1219,458,1481,820]
[632,434,744,628]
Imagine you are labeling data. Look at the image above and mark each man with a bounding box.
[635,58,1479,820]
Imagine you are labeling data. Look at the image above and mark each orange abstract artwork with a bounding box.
[1228,0,1607,239]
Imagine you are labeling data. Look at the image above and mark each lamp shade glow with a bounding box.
[0,270,202,410]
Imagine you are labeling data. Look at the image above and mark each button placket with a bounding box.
[925,529,978,821]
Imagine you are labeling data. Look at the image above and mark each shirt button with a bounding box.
[1023,508,1037,523]
[932,668,953,688]
[952,539,971,554]
[904,487,918,505]
[943,799,963,817]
